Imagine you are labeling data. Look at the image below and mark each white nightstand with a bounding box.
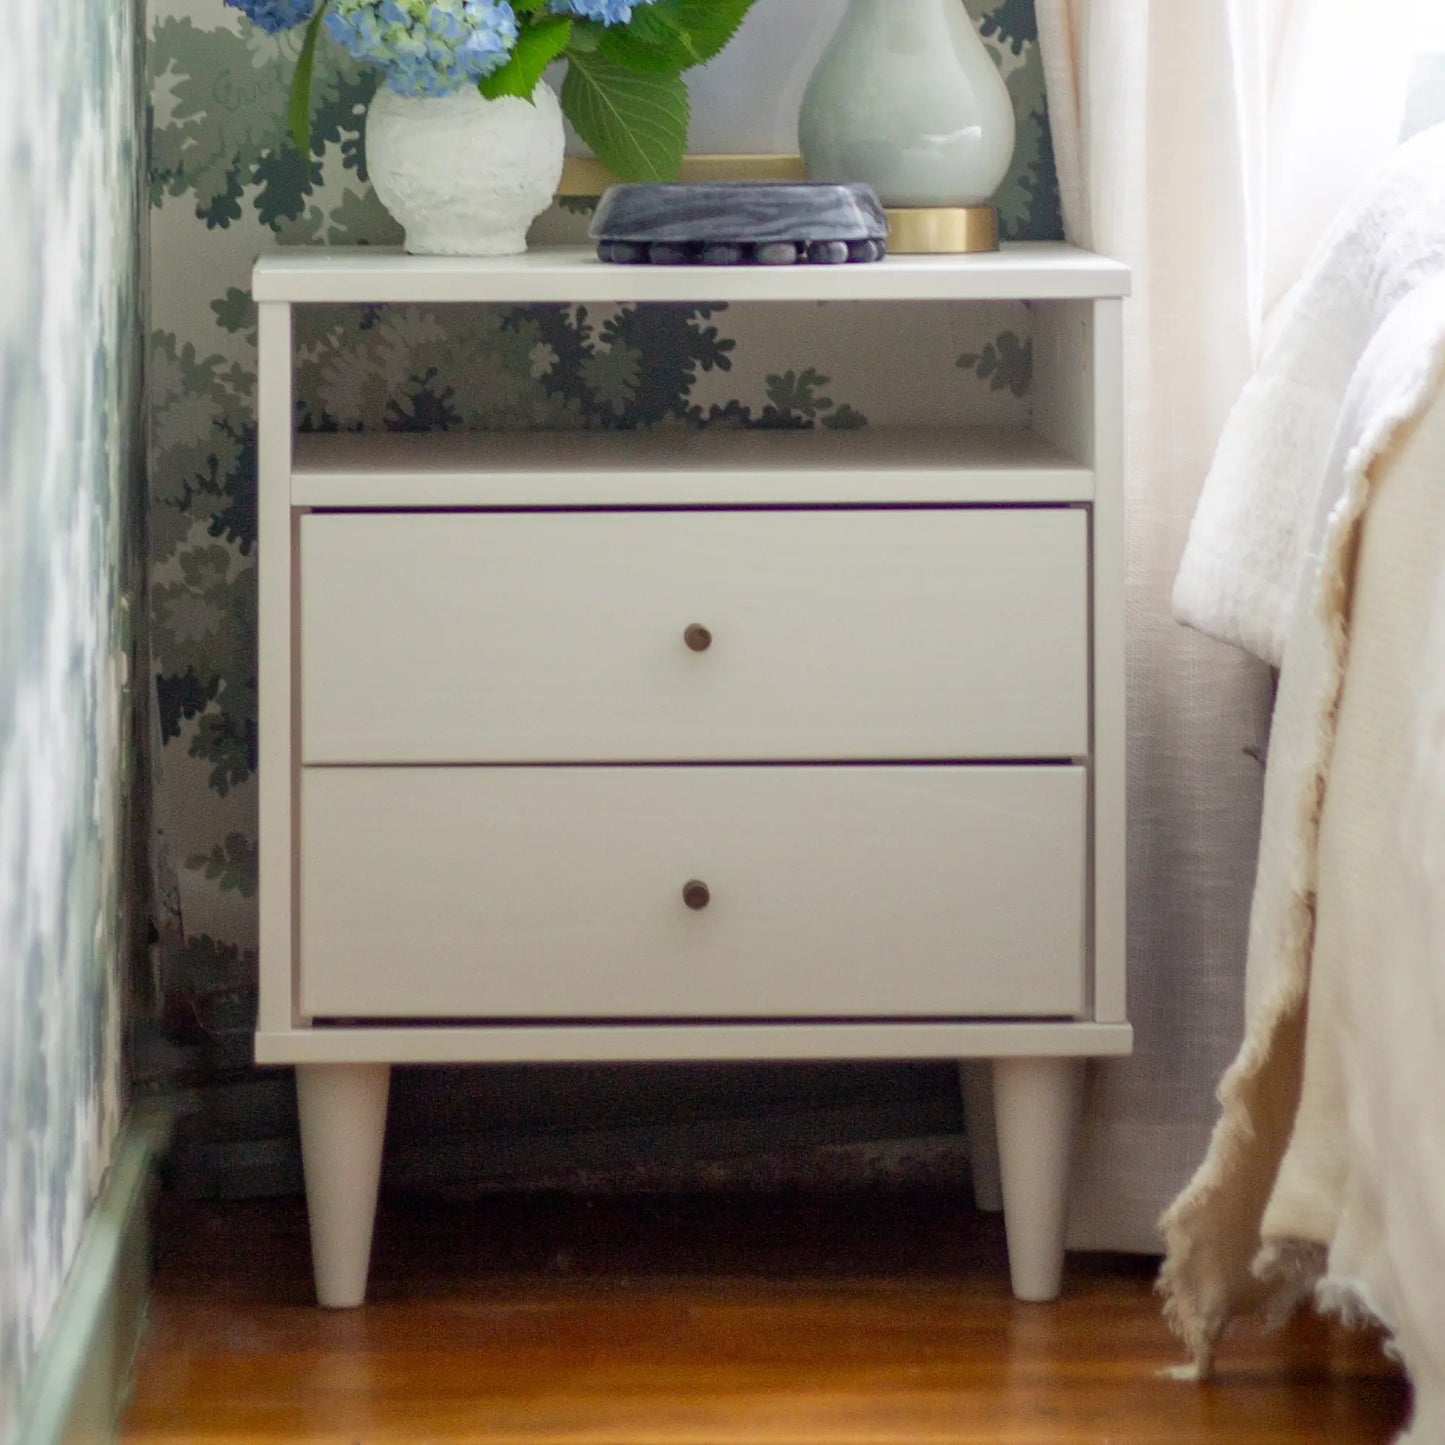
[251,244,1132,1309]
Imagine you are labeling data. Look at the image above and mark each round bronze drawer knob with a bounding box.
[682,879,711,911]
[683,624,713,653]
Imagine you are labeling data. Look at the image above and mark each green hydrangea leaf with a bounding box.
[621,6,700,64]
[481,16,573,101]
[561,55,688,181]
[597,27,687,75]
[566,19,603,52]
[644,0,756,68]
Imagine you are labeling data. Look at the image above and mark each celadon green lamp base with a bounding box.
[798,0,1017,212]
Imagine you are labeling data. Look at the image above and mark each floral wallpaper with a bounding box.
[0,0,147,1436]
[143,0,1062,1191]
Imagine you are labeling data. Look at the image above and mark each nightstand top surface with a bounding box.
[252,242,1130,305]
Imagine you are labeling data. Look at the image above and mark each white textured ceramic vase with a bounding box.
[366,81,565,256]
[798,0,1016,208]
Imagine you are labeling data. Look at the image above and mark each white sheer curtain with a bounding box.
[1033,0,1411,1253]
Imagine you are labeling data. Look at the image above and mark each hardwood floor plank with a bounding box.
[121,1191,1410,1443]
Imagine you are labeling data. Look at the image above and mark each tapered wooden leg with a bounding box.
[958,1061,1003,1213]
[993,1057,1084,1303]
[296,1063,391,1309]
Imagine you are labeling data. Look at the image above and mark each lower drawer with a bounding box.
[299,766,1088,1021]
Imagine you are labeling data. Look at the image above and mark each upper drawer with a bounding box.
[300,508,1089,764]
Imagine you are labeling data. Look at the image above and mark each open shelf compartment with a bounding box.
[290,425,1093,508]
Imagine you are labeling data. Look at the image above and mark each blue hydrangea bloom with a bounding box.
[222,0,316,33]
[326,0,520,97]
[548,0,659,25]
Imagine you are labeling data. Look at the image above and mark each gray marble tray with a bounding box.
[590,182,888,266]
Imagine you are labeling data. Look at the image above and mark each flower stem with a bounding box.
[289,0,334,156]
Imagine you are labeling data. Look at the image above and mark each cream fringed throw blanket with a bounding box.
[1173,126,1445,664]
[1159,276,1445,1441]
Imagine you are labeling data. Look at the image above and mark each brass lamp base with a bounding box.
[886,205,1000,255]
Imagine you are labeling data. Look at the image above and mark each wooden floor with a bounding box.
[122,1188,1411,1443]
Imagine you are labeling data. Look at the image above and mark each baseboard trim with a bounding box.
[11,1105,172,1445]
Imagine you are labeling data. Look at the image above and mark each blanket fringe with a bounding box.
[1156,416,1382,1376]
[1156,357,1445,1377]
[1314,1276,1390,1337]
[1253,1239,1327,1328]
[1156,970,1311,1377]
